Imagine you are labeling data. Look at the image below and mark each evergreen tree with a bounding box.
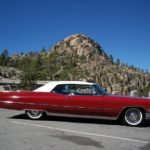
[41,47,46,53]
[115,58,120,65]
[109,54,114,64]
[0,49,9,66]
[20,57,40,90]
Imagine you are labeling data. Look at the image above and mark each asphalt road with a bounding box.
[0,109,150,150]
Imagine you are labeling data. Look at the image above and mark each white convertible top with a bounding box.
[34,81,95,92]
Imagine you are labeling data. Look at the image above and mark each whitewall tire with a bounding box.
[25,110,44,120]
[123,108,143,126]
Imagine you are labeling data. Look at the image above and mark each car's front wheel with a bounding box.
[123,108,144,126]
[25,110,44,120]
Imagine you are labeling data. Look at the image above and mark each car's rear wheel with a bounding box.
[25,110,44,120]
[123,108,143,126]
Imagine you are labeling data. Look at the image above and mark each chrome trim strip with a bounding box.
[0,100,48,106]
[3,100,13,104]
[0,100,117,120]
[0,100,119,111]
[64,105,119,111]
[45,112,117,120]
[0,101,119,120]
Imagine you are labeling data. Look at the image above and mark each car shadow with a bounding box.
[9,113,150,127]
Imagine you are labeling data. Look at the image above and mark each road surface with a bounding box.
[0,109,150,150]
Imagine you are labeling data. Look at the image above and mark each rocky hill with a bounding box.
[0,66,20,80]
[1,34,150,95]
[48,34,150,95]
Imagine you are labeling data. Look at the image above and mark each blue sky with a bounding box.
[0,0,150,71]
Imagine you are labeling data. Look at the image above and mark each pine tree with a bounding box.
[0,49,9,66]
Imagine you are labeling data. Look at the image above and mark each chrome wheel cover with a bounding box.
[124,108,143,126]
[26,110,43,119]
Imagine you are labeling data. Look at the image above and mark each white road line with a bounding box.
[11,121,150,144]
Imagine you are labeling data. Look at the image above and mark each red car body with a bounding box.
[0,81,150,126]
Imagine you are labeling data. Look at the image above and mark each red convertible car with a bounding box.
[0,81,150,126]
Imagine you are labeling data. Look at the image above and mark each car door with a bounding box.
[65,84,107,116]
[45,84,69,113]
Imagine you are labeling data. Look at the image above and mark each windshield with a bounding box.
[93,84,108,95]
